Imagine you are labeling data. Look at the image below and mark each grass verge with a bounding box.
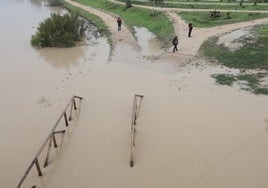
[212,73,268,95]
[178,11,268,28]
[73,0,175,47]
[201,24,268,95]
[123,0,268,10]
[64,2,112,42]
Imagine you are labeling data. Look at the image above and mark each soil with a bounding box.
[66,0,268,64]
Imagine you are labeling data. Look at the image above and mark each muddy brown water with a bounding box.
[1,1,268,188]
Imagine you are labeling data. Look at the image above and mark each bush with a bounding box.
[31,13,86,47]
[47,0,63,6]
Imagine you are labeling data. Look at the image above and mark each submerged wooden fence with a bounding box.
[17,95,83,188]
[130,94,144,167]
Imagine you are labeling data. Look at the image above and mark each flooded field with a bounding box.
[1,1,268,188]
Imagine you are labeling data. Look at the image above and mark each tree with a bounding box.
[149,0,164,3]
[125,0,132,8]
[46,0,63,6]
[31,13,86,47]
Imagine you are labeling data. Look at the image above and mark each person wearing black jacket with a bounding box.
[188,23,193,37]
[172,36,178,53]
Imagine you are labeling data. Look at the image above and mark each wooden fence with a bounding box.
[130,94,144,167]
[17,95,83,188]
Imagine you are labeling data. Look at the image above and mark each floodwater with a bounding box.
[1,1,268,188]
[134,26,164,56]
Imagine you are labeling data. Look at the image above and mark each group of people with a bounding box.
[116,16,193,54]
[172,22,193,53]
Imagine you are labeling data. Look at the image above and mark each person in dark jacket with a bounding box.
[117,17,122,31]
[172,36,178,53]
[188,23,193,37]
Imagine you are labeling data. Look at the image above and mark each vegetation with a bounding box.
[126,0,132,8]
[63,3,111,41]
[46,0,63,6]
[212,73,268,95]
[74,0,174,47]
[201,25,268,95]
[178,11,268,27]
[31,13,86,47]
[165,0,268,3]
[63,2,113,53]
[121,0,268,10]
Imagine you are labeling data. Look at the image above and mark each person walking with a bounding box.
[172,36,178,53]
[117,17,122,31]
[188,23,193,37]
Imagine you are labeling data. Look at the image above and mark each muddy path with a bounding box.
[66,0,268,63]
[164,11,268,57]
[65,0,139,51]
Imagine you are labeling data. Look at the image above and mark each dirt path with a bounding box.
[67,0,268,63]
[66,0,139,51]
[165,11,268,57]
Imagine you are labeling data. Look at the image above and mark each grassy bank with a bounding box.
[179,11,268,27]
[64,2,111,41]
[73,0,175,47]
[201,24,268,95]
[124,0,268,10]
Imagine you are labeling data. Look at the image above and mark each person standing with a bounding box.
[172,36,178,53]
[117,17,122,31]
[188,23,193,37]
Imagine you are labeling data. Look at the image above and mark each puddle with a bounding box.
[134,26,164,56]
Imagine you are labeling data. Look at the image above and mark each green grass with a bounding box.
[178,11,268,28]
[212,73,268,95]
[201,26,268,70]
[212,74,237,85]
[204,25,268,95]
[73,0,175,47]
[125,0,268,10]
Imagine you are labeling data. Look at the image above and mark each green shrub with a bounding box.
[47,0,63,6]
[31,13,86,47]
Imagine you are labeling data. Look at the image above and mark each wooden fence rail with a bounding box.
[130,94,144,167]
[17,95,83,188]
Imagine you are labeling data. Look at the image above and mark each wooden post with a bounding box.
[44,136,52,168]
[17,95,83,188]
[130,94,144,168]
[35,158,42,176]
[64,112,69,126]
[73,98,77,110]
[52,134,57,148]
[69,101,74,121]
[130,126,134,167]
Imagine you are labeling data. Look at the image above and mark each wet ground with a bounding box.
[1,1,268,188]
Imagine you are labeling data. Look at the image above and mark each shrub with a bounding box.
[47,0,63,6]
[31,13,86,47]
[226,12,231,19]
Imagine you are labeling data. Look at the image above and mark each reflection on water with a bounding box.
[35,23,101,70]
[134,26,164,56]
[36,47,86,70]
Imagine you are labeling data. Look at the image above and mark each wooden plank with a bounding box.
[53,130,65,134]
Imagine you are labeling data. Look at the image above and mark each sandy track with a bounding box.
[65,0,139,51]
[66,0,268,62]
[166,11,268,57]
